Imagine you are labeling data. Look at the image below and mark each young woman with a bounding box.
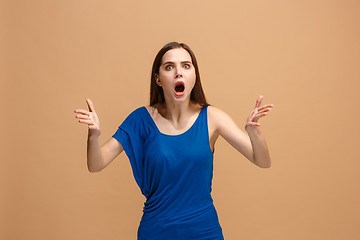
[74,42,274,239]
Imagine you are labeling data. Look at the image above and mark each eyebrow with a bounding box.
[162,61,192,65]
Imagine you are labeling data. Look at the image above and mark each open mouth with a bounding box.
[174,81,185,95]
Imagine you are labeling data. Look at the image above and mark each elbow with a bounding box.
[254,158,271,168]
[258,160,271,168]
[88,166,102,173]
[87,157,105,173]
[250,155,272,168]
[259,163,271,168]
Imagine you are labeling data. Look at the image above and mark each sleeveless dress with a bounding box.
[112,105,224,240]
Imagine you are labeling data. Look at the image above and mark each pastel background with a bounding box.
[1,0,359,239]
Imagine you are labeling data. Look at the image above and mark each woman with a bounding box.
[74,42,274,239]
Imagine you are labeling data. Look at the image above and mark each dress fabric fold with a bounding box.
[112,105,224,240]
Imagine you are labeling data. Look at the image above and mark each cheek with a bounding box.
[158,73,171,86]
[188,72,196,87]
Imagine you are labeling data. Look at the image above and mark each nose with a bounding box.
[175,67,183,79]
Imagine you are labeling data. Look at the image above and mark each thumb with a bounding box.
[86,98,95,112]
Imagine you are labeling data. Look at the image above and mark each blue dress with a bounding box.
[112,105,224,240]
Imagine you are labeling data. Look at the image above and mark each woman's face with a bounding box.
[156,48,196,104]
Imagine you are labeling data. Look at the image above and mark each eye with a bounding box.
[184,64,191,69]
[165,65,174,70]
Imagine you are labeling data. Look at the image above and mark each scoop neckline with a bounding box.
[142,106,204,137]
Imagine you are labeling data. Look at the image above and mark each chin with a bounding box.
[171,94,189,103]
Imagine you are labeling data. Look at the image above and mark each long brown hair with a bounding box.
[150,42,208,106]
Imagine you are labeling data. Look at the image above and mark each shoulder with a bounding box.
[119,106,153,136]
[120,106,148,126]
[207,105,237,132]
[125,106,148,118]
[207,105,231,122]
[145,105,160,120]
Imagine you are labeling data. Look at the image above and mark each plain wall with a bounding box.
[1,0,360,239]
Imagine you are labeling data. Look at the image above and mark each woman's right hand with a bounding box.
[74,99,101,137]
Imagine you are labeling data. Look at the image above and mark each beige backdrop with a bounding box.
[1,0,360,239]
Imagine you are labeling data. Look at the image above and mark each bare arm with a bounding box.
[74,99,124,172]
[86,135,123,172]
[243,96,273,168]
[209,96,273,168]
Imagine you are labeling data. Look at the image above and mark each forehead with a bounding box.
[161,48,192,63]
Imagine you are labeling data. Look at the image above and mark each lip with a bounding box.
[174,81,185,96]
[174,90,185,96]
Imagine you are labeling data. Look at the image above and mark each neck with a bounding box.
[161,98,193,124]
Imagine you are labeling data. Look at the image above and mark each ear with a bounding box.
[155,74,162,87]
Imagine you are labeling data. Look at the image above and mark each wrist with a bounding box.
[88,129,101,138]
[245,125,260,134]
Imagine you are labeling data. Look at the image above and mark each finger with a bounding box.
[76,114,90,119]
[253,112,268,122]
[255,96,263,108]
[247,109,256,118]
[246,122,261,127]
[74,109,91,116]
[78,119,94,125]
[258,104,274,111]
[86,99,95,112]
[258,107,272,114]
[256,112,268,117]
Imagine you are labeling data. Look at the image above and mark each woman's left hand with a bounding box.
[245,96,274,130]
